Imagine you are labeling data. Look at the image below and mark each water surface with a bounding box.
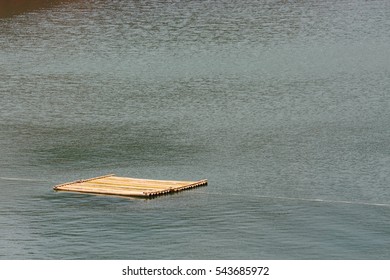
[0,0,389,259]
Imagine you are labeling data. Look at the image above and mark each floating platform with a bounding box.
[53,174,207,198]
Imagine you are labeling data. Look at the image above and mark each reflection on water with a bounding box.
[0,0,75,18]
[0,0,390,259]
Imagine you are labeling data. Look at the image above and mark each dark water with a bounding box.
[1,0,389,259]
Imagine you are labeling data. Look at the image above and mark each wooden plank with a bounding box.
[74,181,168,192]
[98,177,194,186]
[90,179,180,188]
[56,185,150,197]
[55,183,171,197]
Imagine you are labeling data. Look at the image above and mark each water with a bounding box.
[0,0,389,259]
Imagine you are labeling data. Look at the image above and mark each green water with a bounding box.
[0,0,389,259]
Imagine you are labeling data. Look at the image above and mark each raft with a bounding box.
[53,174,207,198]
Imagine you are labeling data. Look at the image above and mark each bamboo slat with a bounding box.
[53,174,207,198]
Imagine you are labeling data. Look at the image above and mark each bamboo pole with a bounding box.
[53,174,115,189]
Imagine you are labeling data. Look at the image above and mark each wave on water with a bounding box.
[0,177,49,182]
[200,191,390,208]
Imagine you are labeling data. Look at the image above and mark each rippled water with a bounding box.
[1,0,389,259]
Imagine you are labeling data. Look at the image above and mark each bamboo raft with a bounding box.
[53,174,207,198]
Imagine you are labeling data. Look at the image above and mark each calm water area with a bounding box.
[0,0,389,259]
